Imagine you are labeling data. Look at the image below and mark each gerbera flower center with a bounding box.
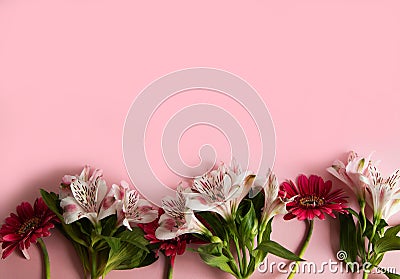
[17,217,40,235]
[299,195,325,208]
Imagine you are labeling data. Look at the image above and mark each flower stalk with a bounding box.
[37,238,50,279]
[166,256,173,279]
[90,247,97,279]
[287,219,314,279]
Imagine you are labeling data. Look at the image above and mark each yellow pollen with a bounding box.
[299,196,325,207]
[17,217,40,235]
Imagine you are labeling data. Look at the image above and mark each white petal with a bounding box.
[60,196,85,224]
[134,210,158,223]
[249,176,267,198]
[155,226,178,240]
[222,174,234,198]
[70,179,91,209]
[21,246,30,260]
[185,193,215,212]
[79,165,91,181]
[98,204,116,221]
[95,179,108,207]
[122,218,133,231]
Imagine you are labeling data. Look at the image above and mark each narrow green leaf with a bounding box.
[197,244,236,276]
[197,211,227,240]
[355,224,366,261]
[261,217,273,241]
[238,201,257,246]
[375,236,400,254]
[385,225,400,237]
[383,272,400,279]
[117,228,149,252]
[104,244,146,274]
[376,267,400,279]
[101,236,121,251]
[257,240,303,261]
[249,191,265,222]
[101,215,118,236]
[40,189,63,219]
[346,208,359,220]
[136,251,158,268]
[364,219,388,243]
[339,213,358,263]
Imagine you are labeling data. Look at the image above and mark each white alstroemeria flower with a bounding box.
[361,165,400,221]
[155,185,211,240]
[250,170,289,224]
[60,167,114,225]
[327,151,372,201]
[59,165,91,199]
[107,181,158,230]
[185,160,254,220]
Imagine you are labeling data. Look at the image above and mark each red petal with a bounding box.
[16,202,34,220]
[1,242,18,259]
[2,233,22,241]
[297,175,309,196]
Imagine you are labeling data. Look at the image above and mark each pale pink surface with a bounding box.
[1,1,400,278]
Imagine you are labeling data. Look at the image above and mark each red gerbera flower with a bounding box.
[279,174,348,221]
[0,197,59,259]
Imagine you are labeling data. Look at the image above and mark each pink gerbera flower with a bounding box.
[280,174,348,221]
[0,197,59,259]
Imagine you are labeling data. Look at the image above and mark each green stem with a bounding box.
[367,218,379,256]
[90,248,98,279]
[233,237,243,275]
[359,200,367,234]
[166,256,173,279]
[37,238,50,279]
[362,270,369,279]
[287,219,314,279]
[241,245,247,276]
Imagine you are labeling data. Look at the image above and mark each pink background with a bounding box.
[1,1,400,278]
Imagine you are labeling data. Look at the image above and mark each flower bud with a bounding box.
[210,236,222,244]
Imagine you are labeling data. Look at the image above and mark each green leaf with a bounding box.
[237,200,257,247]
[101,215,118,236]
[104,244,146,274]
[245,256,256,278]
[71,242,91,274]
[197,243,236,276]
[260,217,273,241]
[197,211,227,240]
[249,190,265,222]
[76,218,93,237]
[118,227,149,252]
[364,219,388,243]
[385,225,400,237]
[339,213,358,264]
[376,267,400,279]
[136,251,158,268]
[355,224,366,261]
[102,236,121,251]
[257,240,303,261]
[375,236,400,254]
[40,189,90,247]
[383,272,400,279]
[40,189,63,219]
[346,208,359,220]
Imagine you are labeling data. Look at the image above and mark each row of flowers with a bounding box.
[1,151,400,279]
